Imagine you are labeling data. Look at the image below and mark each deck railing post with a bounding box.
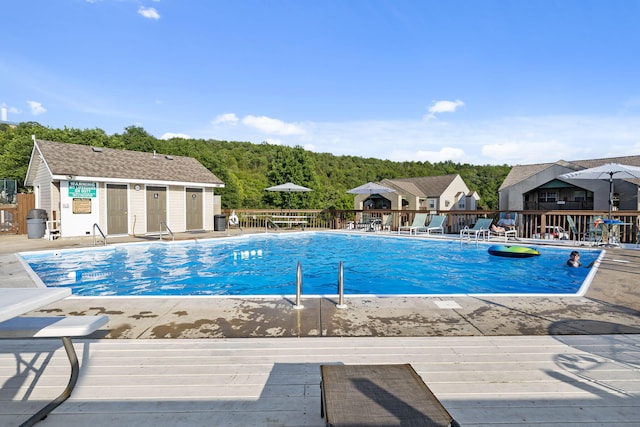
[293,261,304,309]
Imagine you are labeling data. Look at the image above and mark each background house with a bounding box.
[499,156,640,211]
[25,139,225,237]
[352,174,479,211]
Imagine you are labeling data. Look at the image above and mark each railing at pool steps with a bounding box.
[93,223,107,246]
[292,261,348,310]
[293,261,304,309]
[160,221,175,241]
[336,261,347,309]
[265,217,280,232]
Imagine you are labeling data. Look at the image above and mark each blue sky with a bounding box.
[3,0,639,166]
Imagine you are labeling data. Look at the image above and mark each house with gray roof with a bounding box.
[499,156,640,211]
[25,139,225,238]
[353,174,479,211]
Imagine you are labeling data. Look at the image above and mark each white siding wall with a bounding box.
[34,158,51,216]
[207,191,217,230]
[59,181,101,237]
[130,184,146,236]
[439,176,471,211]
[168,185,185,232]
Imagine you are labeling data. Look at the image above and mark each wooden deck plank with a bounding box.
[1,335,639,426]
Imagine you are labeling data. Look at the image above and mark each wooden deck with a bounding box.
[2,335,639,426]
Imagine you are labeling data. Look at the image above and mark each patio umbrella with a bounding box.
[265,182,313,208]
[559,163,640,219]
[347,182,396,195]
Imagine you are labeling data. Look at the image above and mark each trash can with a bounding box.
[26,209,47,239]
[214,214,226,231]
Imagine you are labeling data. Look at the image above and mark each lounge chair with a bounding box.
[491,213,517,242]
[490,225,517,242]
[417,214,446,235]
[398,213,429,235]
[460,217,493,241]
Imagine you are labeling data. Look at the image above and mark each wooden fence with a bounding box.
[0,193,35,235]
[224,208,640,244]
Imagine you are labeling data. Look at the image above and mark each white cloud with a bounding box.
[211,113,239,126]
[241,115,306,135]
[138,7,160,20]
[424,99,465,121]
[160,132,191,140]
[26,101,46,115]
[191,112,640,166]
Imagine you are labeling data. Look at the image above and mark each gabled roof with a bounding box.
[26,140,224,187]
[381,174,461,198]
[500,155,640,190]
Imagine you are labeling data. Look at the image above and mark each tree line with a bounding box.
[0,122,511,209]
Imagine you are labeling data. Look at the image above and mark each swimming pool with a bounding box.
[19,232,601,297]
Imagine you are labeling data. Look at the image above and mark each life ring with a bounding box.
[488,245,540,258]
[228,214,239,226]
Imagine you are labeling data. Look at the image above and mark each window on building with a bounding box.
[539,191,557,202]
[428,199,436,209]
[573,190,586,202]
[458,196,465,209]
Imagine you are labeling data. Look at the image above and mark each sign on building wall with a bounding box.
[72,198,92,214]
[68,181,97,198]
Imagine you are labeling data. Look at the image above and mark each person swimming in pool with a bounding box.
[567,250,595,268]
[567,250,582,267]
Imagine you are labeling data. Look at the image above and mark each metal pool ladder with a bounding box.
[93,223,107,246]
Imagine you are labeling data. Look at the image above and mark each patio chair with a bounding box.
[417,214,447,235]
[397,213,429,235]
[357,212,379,231]
[460,217,493,242]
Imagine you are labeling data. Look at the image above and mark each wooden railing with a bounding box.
[224,209,640,244]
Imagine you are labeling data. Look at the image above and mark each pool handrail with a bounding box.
[92,223,107,246]
[160,221,175,241]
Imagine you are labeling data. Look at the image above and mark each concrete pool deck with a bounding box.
[1,229,639,339]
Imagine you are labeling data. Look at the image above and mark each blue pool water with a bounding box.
[19,232,601,297]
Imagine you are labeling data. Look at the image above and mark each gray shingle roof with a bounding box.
[381,174,459,197]
[500,155,640,190]
[29,140,224,186]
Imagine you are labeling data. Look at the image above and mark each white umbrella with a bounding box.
[265,182,313,208]
[347,182,396,195]
[559,163,640,219]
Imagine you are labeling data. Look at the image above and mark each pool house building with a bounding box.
[25,139,225,238]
